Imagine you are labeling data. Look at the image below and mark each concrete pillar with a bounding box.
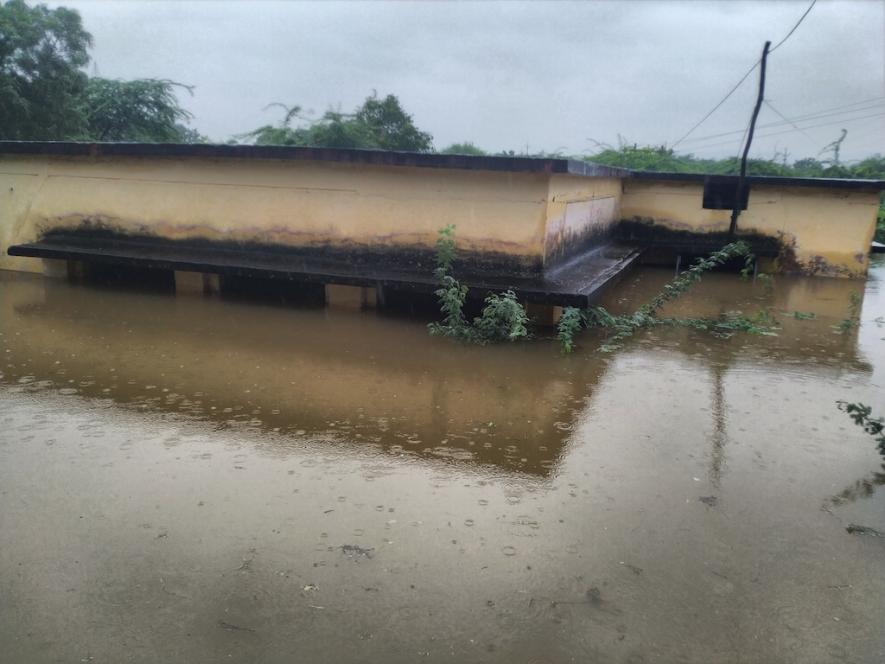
[525,302,563,327]
[67,260,87,281]
[325,284,377,310]
[204,273,220,295]
[756,257,777,275]
[375,284,387,309]
[172,271,220,296]
[363,285,377,309]
[41,258,69,279]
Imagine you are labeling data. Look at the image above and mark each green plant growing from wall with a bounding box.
[427,224,469,338]
[428,225,530,345]
[556,242,771,353]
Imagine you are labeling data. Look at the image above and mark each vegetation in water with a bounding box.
[556,307,585,355]
[556,241,777,353]
[837,402,885,458]
[555,242,777,353]
[658,309,779,339]
[427,225,530,345]
[834,292,862,334]
[830,299,884,506]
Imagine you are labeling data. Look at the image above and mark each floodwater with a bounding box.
[1,258,884,664]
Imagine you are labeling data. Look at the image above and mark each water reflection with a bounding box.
[1,273,607,476]
[0,263,875,482]
[2,261,884,664]
[828,463,885,505]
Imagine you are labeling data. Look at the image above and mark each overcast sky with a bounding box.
[45,0,885,162]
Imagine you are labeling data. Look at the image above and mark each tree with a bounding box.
[440,142,486,156]
[0,0,91,139]
[0,1,202,142]
[81,78,200,142]
[353,93,432,151]
[243,93,433,152]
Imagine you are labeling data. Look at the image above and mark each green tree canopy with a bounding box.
[0,0,91,139]
[81,78,199,142]
[0,0,201,142]
[352,93,432,151]
[244,93,433,152]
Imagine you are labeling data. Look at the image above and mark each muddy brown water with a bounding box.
[1,259,884,663]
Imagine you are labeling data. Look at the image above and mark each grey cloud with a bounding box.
[47,0,885,161]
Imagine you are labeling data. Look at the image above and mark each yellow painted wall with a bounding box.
[0,154,551,274]
[621,179,879,277]
[0,158,51,273]
[2,154,878,279]
[544,174,621,265]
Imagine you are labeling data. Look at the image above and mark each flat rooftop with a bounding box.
[1,141,883,191]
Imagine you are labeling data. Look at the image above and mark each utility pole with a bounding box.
[730,40,771,235]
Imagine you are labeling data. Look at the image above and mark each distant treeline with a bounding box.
[582,144,885,180]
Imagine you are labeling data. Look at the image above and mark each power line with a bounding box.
[769,0,818,53]
[689,113,885,153]
[683,110,885,152]
[671,0,818,148]
[686,111,885,152]
[679,99,885,144]
[671,62,759,149]
[763,100,817,145]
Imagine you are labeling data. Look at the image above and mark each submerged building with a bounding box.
[1,142,882,308]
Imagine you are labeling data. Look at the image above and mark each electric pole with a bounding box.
[730,40,771,235]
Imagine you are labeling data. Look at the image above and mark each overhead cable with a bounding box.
[679,99,885,144]
[671,0,818,148]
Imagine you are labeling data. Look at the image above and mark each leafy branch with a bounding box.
[556,242,770,353]
[837,401,885,457]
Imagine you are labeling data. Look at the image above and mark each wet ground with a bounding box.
[1,258,884,664]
